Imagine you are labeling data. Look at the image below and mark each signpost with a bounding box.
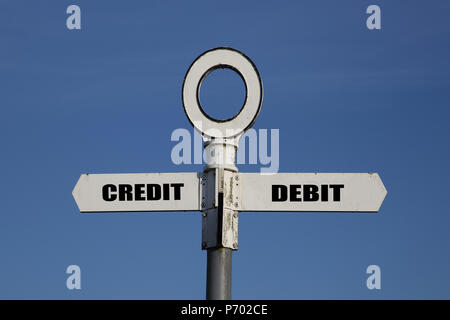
[72,47,387,300]
[73,173,201,212]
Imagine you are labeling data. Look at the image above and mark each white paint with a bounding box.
[238,173,387,212]
[182,48,262,139]
[72,173,201,212]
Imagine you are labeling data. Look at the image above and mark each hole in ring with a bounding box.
[197,65,248,122]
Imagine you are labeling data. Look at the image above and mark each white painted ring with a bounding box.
[182,47,263,139]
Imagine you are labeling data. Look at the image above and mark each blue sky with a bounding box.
[1,0,450,299]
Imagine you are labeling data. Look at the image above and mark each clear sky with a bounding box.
[1,0,450,299]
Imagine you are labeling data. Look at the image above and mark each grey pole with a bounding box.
[206,248,232,300]
[201,142,239,300]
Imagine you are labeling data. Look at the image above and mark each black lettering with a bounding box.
[321,185,328,201]
[290,185,302,202]
[102,184,117,201]
[147,184,161,200]
[134,184,145,201]
[171,183,184,200]
[329,184,344,201]
[118,184,133,201]
[272,185,288,201]
[163,183,170,200]
[304,185,319,201]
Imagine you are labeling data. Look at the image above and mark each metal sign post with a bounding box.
[72,47,387,300]
[182,48,263,299]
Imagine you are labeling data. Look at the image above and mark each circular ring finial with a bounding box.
[182,47,263,139]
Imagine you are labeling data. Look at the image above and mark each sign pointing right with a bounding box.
[238,173,387,212]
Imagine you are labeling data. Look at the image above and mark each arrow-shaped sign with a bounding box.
[73,172,387,213]
[238,173,387,212]
[72,173,201,212]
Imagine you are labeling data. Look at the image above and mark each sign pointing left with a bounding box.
[72,173,201,212]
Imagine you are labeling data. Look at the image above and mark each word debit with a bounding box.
[271,184,344,202]
[238,173,387,212]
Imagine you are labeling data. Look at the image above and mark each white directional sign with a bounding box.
[238,173,387,212]
[72,173,201,212]
[73,172,387,213]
